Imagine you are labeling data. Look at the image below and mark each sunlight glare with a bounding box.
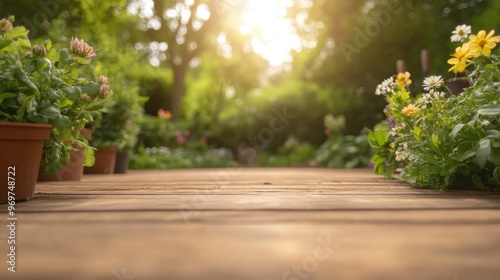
[239,0,302,67]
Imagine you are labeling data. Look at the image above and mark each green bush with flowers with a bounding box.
[368,25,500,190]
[0,16,110,174]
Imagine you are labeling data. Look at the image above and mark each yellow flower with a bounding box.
[402,104,420,116]
[447,44,473,73]
[468,30,500,57]
[396,72,411,87]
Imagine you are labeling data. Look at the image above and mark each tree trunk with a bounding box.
[170,65,187,120]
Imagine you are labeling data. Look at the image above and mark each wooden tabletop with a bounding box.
[2,168,500,280]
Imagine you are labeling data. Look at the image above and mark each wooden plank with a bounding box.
[7,209,500,225]
[2,168,500,280]
[15,193,500,213]
[1,221,499,280]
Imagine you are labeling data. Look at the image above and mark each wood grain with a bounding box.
[1,168,499,280]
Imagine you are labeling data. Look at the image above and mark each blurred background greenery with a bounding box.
[2,0,499,169]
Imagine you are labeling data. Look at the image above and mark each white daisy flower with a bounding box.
[451,24,472,42]
[423,75,444,91]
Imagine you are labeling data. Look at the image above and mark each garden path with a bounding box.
[2,168,500,280]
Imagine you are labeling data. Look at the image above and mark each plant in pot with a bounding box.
[85,85,145,174]
[0,17,110,202]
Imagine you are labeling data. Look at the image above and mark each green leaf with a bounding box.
[476,138,491,168]
[13,61,39,98]
[45,39,52,51]
[16,95,35,122]
[451,124,465,140]
[413,126,422,140]
[0,93,17,105]
[84,146,96,167]
[431,134,440,148]
[62,86,82,101]
[375,128,389,147]
[478,104,500,116]
[52,116,70,133]
[454,149,476,161]
[488,146,500,165]
[39,107,61,120]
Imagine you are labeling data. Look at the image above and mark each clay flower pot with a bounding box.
[446,77,470,95]
[114,150,130,174]
[0,122,51,204]
[38,128,93,182]
[84,146,117,174]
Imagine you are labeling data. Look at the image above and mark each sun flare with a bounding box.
[238,0,302,67]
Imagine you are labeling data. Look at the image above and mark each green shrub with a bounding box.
[315,133,371,168]
[130,147,236,169]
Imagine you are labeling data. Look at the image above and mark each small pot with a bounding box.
[114,150,130,174]
[0,122,51,204]
[446,77,470,95]
[38,145,86,181]
[38,128,93,181]
[84,147,117,174]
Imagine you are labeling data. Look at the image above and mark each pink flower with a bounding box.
[177,135,186,144]
[126,119,133,125]
[98,75,108,85]
[32,44,47,57]
[99,84,111,99]
[69,37,97,58]
[184,130,191,136]
[0,17,13,35]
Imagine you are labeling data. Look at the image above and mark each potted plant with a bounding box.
[84,84,145,174]
[368,25,500,190]
[0,16,110,202]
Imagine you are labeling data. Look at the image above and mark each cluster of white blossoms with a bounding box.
[418,90,447,107]
[376,77,398,95]
[395,143,409,162]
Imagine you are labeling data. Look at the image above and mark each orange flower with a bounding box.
[402,104,420,117]
[396,72,412,87]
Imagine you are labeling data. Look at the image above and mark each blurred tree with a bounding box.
[144,0,224,119]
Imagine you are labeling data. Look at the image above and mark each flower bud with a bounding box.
[69,37,97,58]
[32,44,47,57]
[80,93,92,102]
[99,84,110,99]
[98,75,108,85]
[0,18,13,35]
[17,93,26,104]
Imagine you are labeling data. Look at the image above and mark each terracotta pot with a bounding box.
[0,122,51,204]
[38,145,86,181]
[114,150,130,174]
[446,77,470,95]
[38,128,93,181]
[84,147,117,174]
